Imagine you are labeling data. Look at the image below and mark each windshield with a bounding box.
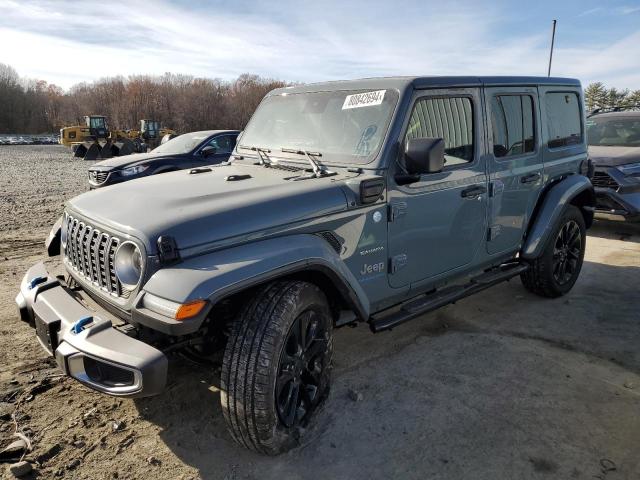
[587,117,640,147]
[151,132,209,154]
[238,89,399,164]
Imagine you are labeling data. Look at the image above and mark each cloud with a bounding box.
[578,7,603,17]
[618,5,640,14]
[551,31,640,88]
[0,0,638,90]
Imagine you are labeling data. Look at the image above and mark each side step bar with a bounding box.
[369,262,529,333]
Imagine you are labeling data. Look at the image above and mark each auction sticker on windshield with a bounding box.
[342,90,386,110]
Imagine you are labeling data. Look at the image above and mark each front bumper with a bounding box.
[16,263,167,398]
[593,167,640,221]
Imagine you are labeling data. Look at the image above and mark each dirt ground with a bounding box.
[1,145,639,480]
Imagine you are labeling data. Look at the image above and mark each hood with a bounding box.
[67,162,350,255]
[90,152,174,170]
[588,145,640,167]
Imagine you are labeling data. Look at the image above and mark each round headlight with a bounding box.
[114,241,143,290]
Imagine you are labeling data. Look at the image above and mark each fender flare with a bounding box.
[521,174,595,260]
[139,234,370,333]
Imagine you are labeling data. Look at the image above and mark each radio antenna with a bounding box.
[548,19,557,77]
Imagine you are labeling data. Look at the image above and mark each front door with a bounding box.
[484,87,544,255]
[194,133,239,167]
[387,88,488,289]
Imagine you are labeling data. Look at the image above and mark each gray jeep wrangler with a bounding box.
[16,76,595,455]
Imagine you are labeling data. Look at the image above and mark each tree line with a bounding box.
[584,82,640,112]
[2,62,640,135]
[0,63,287,134]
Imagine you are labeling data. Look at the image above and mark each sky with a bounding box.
[0,0,639,90]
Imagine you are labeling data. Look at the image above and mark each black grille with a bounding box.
[591,171,619,190]
[63,214,129,298]
[88,170,109,184]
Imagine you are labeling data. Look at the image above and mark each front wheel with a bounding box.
[521,205,586,298]
[221,281,333,455]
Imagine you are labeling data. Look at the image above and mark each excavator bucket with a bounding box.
[73,144,87,158]
[99,141,114,159]
[83,142,102,161]
[115,138,135,156]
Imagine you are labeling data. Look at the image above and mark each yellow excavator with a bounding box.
[128,119,177,152]
[59,116,176,161]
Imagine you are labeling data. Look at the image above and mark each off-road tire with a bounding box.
[221,281,333,455]
[521,205,586,298]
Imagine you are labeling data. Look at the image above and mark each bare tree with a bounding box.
[0,63,288,134]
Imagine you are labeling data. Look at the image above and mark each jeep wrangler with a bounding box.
[16,76,595,455]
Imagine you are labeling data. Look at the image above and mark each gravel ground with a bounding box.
[1,145,639,479]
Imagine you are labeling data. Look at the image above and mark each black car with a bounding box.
[88,130,240,188]
[587,107,640,221]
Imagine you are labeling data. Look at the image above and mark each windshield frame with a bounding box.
[236,87,402,168]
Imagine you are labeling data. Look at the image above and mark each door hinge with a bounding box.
[487,225,501,241]
[390,254,407,274]
[388,202,407,222]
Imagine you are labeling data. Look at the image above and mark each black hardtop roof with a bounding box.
[271,76,581,95]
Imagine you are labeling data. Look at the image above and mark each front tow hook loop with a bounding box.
[28,276,47,290]
[71,316,94,334]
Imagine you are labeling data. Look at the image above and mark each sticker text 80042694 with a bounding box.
[342,90,386,110]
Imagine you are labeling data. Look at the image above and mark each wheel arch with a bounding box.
[207,264,367,327]
[569,187,595,228]
[521,174,594,260]
[138,235,371,334]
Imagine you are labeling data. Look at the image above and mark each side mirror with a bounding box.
[201,145,217,157]
[404,137,445,175]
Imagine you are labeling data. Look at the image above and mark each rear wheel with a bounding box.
[221,281,332,455]
[521,205,586,297]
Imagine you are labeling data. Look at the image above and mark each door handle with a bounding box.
[461,185,487,198]
[521,173,541,184]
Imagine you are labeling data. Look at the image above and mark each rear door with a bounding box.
[484,86,543,254]
[387,88,488,288]
[538,88,586,181]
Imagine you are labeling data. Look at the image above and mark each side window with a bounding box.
[545,92,582,148]
[206,135,235,154]
[491,95,535,158]
[405,97,474,167]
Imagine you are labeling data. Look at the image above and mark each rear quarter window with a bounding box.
[545,92,583,149]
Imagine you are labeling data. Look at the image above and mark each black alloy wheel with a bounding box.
[276,309,330,428]
[552,219,582,286]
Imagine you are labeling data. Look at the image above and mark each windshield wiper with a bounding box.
[281,148,327,177]
[238,144,272,166]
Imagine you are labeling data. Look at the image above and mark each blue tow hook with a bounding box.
[71,316,93,334]
[28,276,47,290]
